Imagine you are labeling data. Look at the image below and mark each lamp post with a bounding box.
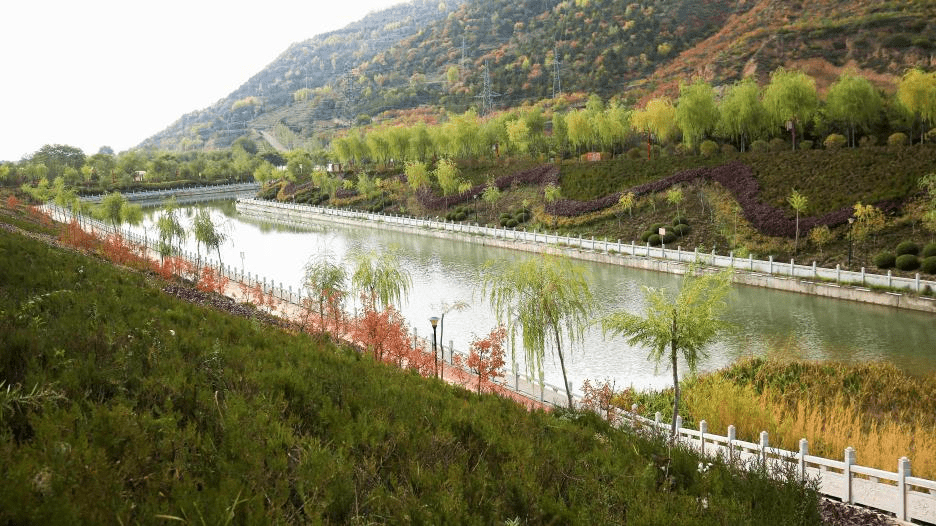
[430,317,440,379]
[847,217,855,269]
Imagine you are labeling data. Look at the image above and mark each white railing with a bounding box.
[41,203,936,522]
[81,182,260,204]
[236,198,936,298]
[620,409,936,523]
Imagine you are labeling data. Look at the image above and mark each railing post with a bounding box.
[798,438,808,481]
[727,425,736,461]
[898,457,911,521]
[844,447,856,504]
[759,431,769,464]
[699,420,707,456]
[654,412,662,433]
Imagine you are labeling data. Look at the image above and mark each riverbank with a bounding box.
[237,198,936,314]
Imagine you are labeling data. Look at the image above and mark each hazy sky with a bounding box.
[0,0,405,162]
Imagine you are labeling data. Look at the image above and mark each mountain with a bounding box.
[139,0,936,153]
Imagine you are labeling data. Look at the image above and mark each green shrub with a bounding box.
[859,135,878,147]
[699,140,720,158]
[626,147,644,160]
[505,218,519,228]
[672,216,688,226]
[769,138,788,152]
[662,232,678,244]
[455,211,467,221]
[888,133,909,146]
[673,223,691,236]
[823,134,846,149]
[922,256,936,275]
[721,143,738,155]
[650,222,666,232]
[640,230,655,242]
[750,140,769,153]
[647,234,662,246]
[799,140,813,150]
[896,241,920,256]
[922,243,936,258]
[873,252,896,269]
[895,254,920,271]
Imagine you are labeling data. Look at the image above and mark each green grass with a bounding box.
[0,214,821,524]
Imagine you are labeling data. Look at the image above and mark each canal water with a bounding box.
[131,200,936,393]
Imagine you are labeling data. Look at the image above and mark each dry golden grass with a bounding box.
[681,361,936,480]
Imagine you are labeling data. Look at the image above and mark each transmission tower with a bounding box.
[476,61,500,116]
[461,35,467,69]
[341,70,358,124]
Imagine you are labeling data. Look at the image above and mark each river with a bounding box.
[130,200,936,393]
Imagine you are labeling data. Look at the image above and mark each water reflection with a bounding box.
[133,201,936,392]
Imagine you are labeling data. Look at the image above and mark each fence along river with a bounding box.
[124,199,936,394]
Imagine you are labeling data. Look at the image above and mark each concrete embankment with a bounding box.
[236,199,936,315]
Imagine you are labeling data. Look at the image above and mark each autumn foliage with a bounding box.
[466,326,507,394]
[581,379,622,426]
[196,265,230,295]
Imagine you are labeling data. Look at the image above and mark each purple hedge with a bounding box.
[544,161,903,238]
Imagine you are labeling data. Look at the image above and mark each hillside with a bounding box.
[138,0,936,153]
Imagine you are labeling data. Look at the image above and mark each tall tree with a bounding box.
[825,71,882,148]
[897,68,936,145]
[350,248,412,312]
[433,158,461,196]
[787,189,808,255]
[95,192,141,231]
[156,197,186,261]
[193,208,227,269]
[304,252,348,335]
[675,79,719,150]
[601,266,731,436]
[631,97,678,160]
[763,68,818,150]
[480,254,595,408]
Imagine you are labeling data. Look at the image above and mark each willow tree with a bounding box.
[602,266,731,436]
[631,97,678,160]
[480,254,595,409]
[193,208,227,270]
[825,71,882,148]
[156,197,186,261]
[349,248,412,312]
[95,191,142,231]
[675,79,719,150]
[718,78,769,152]
[763,67,818,151]
[897,68,936,145]
[304,252,348,335]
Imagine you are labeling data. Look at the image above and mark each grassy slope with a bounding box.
[0,210,820,524]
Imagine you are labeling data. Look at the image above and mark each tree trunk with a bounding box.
[670,314,679,437]
[554,323,574,409]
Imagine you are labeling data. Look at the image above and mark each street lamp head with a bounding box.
[429,316,440,328]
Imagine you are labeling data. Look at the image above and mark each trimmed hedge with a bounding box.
[922,256,936,275]
[873,252,896,269]
[895,254,920,271]
[896,241,919,256]
[923,243,936,258]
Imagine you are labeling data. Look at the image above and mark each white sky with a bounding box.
[0,0,405,162]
